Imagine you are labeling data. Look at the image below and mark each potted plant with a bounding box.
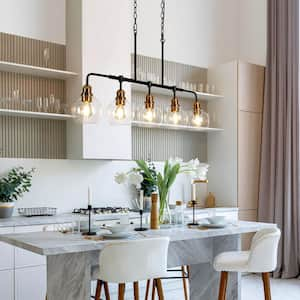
[140,160,157,210]
[116,158,209,224]
[0,167,35,218]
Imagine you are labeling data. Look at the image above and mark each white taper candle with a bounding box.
[88,186,92,206]
[139,190,144,210]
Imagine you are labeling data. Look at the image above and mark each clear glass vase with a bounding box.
[159,192,171,225]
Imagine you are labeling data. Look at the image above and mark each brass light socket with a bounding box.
[193,100,201,115]
[81,85,93,103]
[145,94,155,110]
[115,89,126,106]
[171,97,180,113]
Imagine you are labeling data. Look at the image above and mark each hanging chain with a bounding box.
[160,0,165,42]
[133,0,138,34]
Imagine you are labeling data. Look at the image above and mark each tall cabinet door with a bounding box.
[238,111,262,211]
[238,61,265,250]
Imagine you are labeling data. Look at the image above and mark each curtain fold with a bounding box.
[258,0,300,278]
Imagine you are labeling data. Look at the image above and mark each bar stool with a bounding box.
[94,237,169,300]
[145,265,190,300]
[214,227,281,300]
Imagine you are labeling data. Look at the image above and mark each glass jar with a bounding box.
[175,200,184,226]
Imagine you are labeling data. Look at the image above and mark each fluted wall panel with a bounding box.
[0,33,67,159]
[131,55,208,162]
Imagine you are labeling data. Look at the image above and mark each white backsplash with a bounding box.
[0,158,193,215]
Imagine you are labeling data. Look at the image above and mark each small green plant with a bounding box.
[0,167,35,202]
[140,160,157,197]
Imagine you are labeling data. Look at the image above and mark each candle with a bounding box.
[88,186,92,206]
[191,182,196,201]
[139,190,144,210]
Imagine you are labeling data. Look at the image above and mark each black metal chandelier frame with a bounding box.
[82,0,199,109]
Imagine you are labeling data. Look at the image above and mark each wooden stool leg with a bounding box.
[118,283,126,300]
[104,281,110,300]
[133,281,139,300]
[181,265,189,300]
[187,265,190,278]
[262,273,272,300]
[155,279,164,300]
[218,271,228,300]
[95,280,103,300]
[151,279,157,300]
[145,279,151,300]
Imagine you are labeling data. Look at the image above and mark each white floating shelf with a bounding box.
[131,121,223,133]
[131,84,224,101]
[0,109,75,120]
[0,61,78,80]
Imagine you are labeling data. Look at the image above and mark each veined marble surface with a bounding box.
[0,221,275,256]
[0,207,238,228]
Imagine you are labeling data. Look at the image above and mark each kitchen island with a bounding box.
[0,221,275,300]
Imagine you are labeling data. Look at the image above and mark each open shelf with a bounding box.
[131,83,224,101]
[0,61,78,80]
[0,109,75,120]
[131,120,223,133]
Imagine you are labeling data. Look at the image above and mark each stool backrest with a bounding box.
[248,227,281,272]
[99,237,169,283]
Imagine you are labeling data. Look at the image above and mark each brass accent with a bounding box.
[171,97,180,112]
[192,179,208,184]
[176,200,183,206]
[81,85,93,103]
[145,94,155,109]
[193,100,201,116]
[115,89,126,106]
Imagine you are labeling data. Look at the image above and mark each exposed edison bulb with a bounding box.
[143,108,156,122]
[167,96,182,125]
[192,113,203,127]
[79,102,95,118]
[113,104,127,120]
[71,85,100,123]
[168,111,182,124]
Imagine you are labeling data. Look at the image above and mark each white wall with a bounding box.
[0,0,65,44]
[0,159,191,214]
[137,0,240,68]
[238,0,267,66]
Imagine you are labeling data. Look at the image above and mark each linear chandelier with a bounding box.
[71,0,204,126]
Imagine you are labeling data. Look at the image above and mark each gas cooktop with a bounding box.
[72,207,130,215]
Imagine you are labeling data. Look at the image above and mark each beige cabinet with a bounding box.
[238,62,264,249]
[238,62,265,113]
[208,61,265,250]
[238,111,262,211]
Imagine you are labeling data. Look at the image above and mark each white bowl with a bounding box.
[106,224,131,234]
[207,216,226,225]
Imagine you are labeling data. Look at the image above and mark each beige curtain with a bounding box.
[259,0,300,278]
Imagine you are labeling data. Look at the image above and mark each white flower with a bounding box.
[194,163,209,180]
[169,157,183,166]
[114,172,127,184]
[186,158,200,170]
[127,172,143,189]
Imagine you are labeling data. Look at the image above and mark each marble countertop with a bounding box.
[0,221,275,256]
[0,207,238,228]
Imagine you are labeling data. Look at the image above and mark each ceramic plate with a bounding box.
[102,232,132,239]
[200,223,228,229]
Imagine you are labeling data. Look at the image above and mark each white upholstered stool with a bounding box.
[95,237,169,300]
[213,228,281,300]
